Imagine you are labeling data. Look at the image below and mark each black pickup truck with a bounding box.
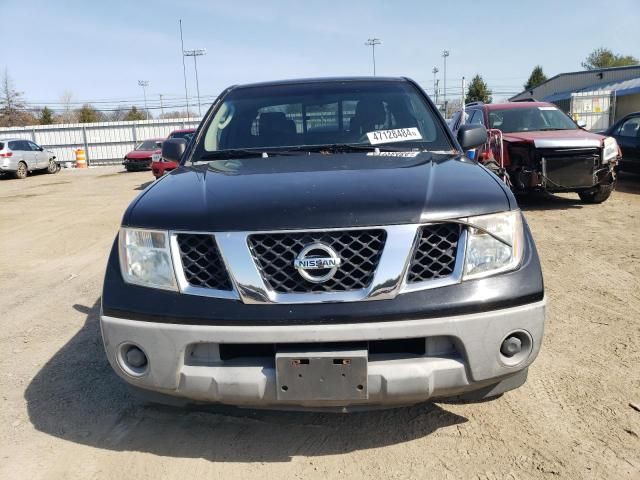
[101,77,545,410]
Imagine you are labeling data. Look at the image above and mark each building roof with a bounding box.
[510,65,640,102]
[543,77,640,102]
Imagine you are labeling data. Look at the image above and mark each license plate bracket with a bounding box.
[275,348,368,401]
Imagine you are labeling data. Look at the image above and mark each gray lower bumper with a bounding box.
[100,300,545,408]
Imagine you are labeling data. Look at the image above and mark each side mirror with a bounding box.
[161,138,187,163]
[457,124,488,151]
[38,146,44,151]
[576,119,587,128]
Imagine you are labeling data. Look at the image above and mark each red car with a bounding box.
[151,128,195,178]
[451,101,620,204]
[123,138,164,172]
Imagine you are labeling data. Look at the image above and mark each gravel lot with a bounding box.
[0,166,638,479]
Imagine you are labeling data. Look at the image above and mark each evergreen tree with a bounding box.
[524,65,548,90]
[39,106,54,125]
[124,106,146,121]
[465,75,492,104]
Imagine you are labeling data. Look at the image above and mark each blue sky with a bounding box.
[2,0,639,112]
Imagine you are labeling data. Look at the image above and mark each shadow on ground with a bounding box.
[25,300,466,462]
[517,191,585,211]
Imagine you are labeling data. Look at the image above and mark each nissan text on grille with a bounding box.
[101,77,546,409]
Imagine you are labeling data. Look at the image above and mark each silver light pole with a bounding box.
[432,66,439,104]
[183,48,207,117]
[365,38,381,76]
[138,80,149,120]
[179,20,190,120]
[442,50,450,116]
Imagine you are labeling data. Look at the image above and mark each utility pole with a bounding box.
[159,94,164,117]
[442,50,450,116]
[179,19,190,120]
[461,77,466,125]
[435,79,440,107]
[365,38,381,76]
[137,80,149,120]
[183,48,207,117]
[432,66,439,104]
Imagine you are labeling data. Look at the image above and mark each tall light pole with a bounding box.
[365,38,381,76]
[442,50,450,116]
[137,80,149,120]
[432,66,439,104]
[179,20,190,120]
[159,94,164,117]
[183,48,207,117]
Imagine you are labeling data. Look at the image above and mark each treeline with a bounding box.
[0,70,191,127]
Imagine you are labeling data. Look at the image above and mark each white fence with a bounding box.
[0,118,202,165]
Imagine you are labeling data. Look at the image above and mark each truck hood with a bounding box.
[502,129,605,149]
[124,152,513,231]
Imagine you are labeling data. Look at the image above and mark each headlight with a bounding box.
[602,137,618,164]
[119,228,177,290]
[463,211,524,280]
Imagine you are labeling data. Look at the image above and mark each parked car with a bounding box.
[450,101,620,203]
[151,129,195,178]
[101,77,545,410]
[602,112,640,173]
[0,138,59,179]
[123,138,164,172]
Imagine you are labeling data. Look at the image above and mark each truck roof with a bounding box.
[233,76,409,90]
[484,101,555,111]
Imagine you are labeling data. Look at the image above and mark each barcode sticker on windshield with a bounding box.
[367,128,422,145]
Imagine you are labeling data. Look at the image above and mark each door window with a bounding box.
[617,117,640,137]
[27,141,41,151]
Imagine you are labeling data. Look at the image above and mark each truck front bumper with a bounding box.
[100,299,545,409]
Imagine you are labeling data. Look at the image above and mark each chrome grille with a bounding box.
[248,230,386,293]
[176,234,233,290]
[407,223,461,283]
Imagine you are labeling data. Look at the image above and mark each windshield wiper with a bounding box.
[196,148,299,162]
[289,143,418,153]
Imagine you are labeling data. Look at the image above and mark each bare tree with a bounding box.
[59,90,77,123]
[0,69,34,127]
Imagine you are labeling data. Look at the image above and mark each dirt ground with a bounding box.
[0,166,638,480]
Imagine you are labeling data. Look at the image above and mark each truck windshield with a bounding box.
[488,106,579,133]
[136,140,162,151]
[194,80,452,160]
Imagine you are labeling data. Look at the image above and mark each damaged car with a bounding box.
[451,101,620,203]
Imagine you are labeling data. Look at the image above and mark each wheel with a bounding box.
[46,159,59,174]
[14,161,27,179]
[125,165,134,172]
[578,180,616,204]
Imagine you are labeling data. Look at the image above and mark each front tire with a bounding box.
[14,161,28,179]
[47,159,59,174]
[578,180,616,204]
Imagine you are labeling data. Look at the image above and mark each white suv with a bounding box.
[0,138,59,179]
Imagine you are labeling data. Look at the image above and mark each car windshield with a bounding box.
[136,140,162,150]
[192,80,452,162]
[488,106,578,133]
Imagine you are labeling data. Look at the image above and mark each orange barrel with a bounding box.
[75,149,87,168]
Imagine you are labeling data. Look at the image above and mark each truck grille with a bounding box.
[176,234,233,291]
[407,223,460,283]
[248,230,386,293]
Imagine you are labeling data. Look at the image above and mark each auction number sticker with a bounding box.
[366,127,422,145]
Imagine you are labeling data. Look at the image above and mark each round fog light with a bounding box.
[501,336,522,357]
[499,331,533,366]
[117,343,149,376]
[126,346,147,368]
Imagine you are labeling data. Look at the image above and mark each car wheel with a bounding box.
[578,180,616,204]
[47,159,59,174]
[14,161,28,179]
